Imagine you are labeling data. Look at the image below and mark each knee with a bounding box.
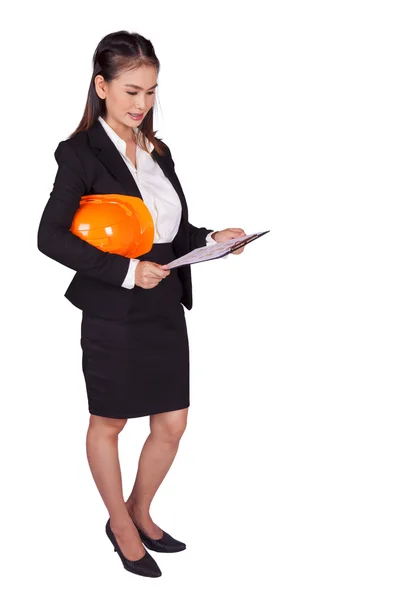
[150,411,188,444]
[88,414,128,436]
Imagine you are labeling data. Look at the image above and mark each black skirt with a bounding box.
[80,242,190,419]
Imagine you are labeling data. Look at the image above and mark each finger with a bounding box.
[146,272,168,282]
[148,263,171,277]
[148,269,170,279]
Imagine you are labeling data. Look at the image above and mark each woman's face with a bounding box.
[95,65,158,137]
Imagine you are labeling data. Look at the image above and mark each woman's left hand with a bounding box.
[212,228,246,254]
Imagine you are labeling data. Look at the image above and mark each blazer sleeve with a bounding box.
[188,222,215,250]
[37,140,131,287]
[162,141,214,251]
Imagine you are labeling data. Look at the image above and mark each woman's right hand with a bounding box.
[134,261,171,289]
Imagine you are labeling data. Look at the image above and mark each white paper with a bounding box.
[163,231,267,269]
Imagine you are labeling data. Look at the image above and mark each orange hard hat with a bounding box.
[70,194,154,259]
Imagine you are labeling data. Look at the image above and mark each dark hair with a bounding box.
[69,30,167,156]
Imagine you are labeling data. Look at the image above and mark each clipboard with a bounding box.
[164,230,270,270]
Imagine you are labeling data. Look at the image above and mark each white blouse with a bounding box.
[98,116,219,289]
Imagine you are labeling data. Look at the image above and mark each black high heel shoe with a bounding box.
[131,519,186,553]
[105,518,162,577]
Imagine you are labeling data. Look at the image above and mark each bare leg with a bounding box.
[125,408,188,538]
[86,414,146,560]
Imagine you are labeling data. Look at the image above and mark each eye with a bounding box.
[127,91,155,96]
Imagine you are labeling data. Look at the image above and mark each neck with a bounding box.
[100,115,138,143]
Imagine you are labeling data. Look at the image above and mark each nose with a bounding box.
[134,94,152,112]
[134,101,145,111]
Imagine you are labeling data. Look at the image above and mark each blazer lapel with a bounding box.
[87,119,144,199]
[151,148,188,223]
[86,119,187,224]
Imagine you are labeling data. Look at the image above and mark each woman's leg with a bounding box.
[86,414,146,560]
[125,407,188,538]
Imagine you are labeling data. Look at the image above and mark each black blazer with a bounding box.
[37,119,214,319]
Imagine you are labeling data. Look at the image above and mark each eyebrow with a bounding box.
[124,83,158,91]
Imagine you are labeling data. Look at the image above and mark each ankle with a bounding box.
[109,514,133,532]
[125,495,139,509]
[126,500,150,518]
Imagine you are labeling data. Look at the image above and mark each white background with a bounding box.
[2,1,399,598]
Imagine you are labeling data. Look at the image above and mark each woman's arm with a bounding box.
[37,141,131,287]
[188,222,215,251]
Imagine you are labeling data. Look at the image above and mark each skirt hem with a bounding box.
[88,402,190,420]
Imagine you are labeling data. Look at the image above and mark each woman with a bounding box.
[37,30,245,578]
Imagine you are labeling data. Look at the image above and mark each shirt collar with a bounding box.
[98,115,154,154]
